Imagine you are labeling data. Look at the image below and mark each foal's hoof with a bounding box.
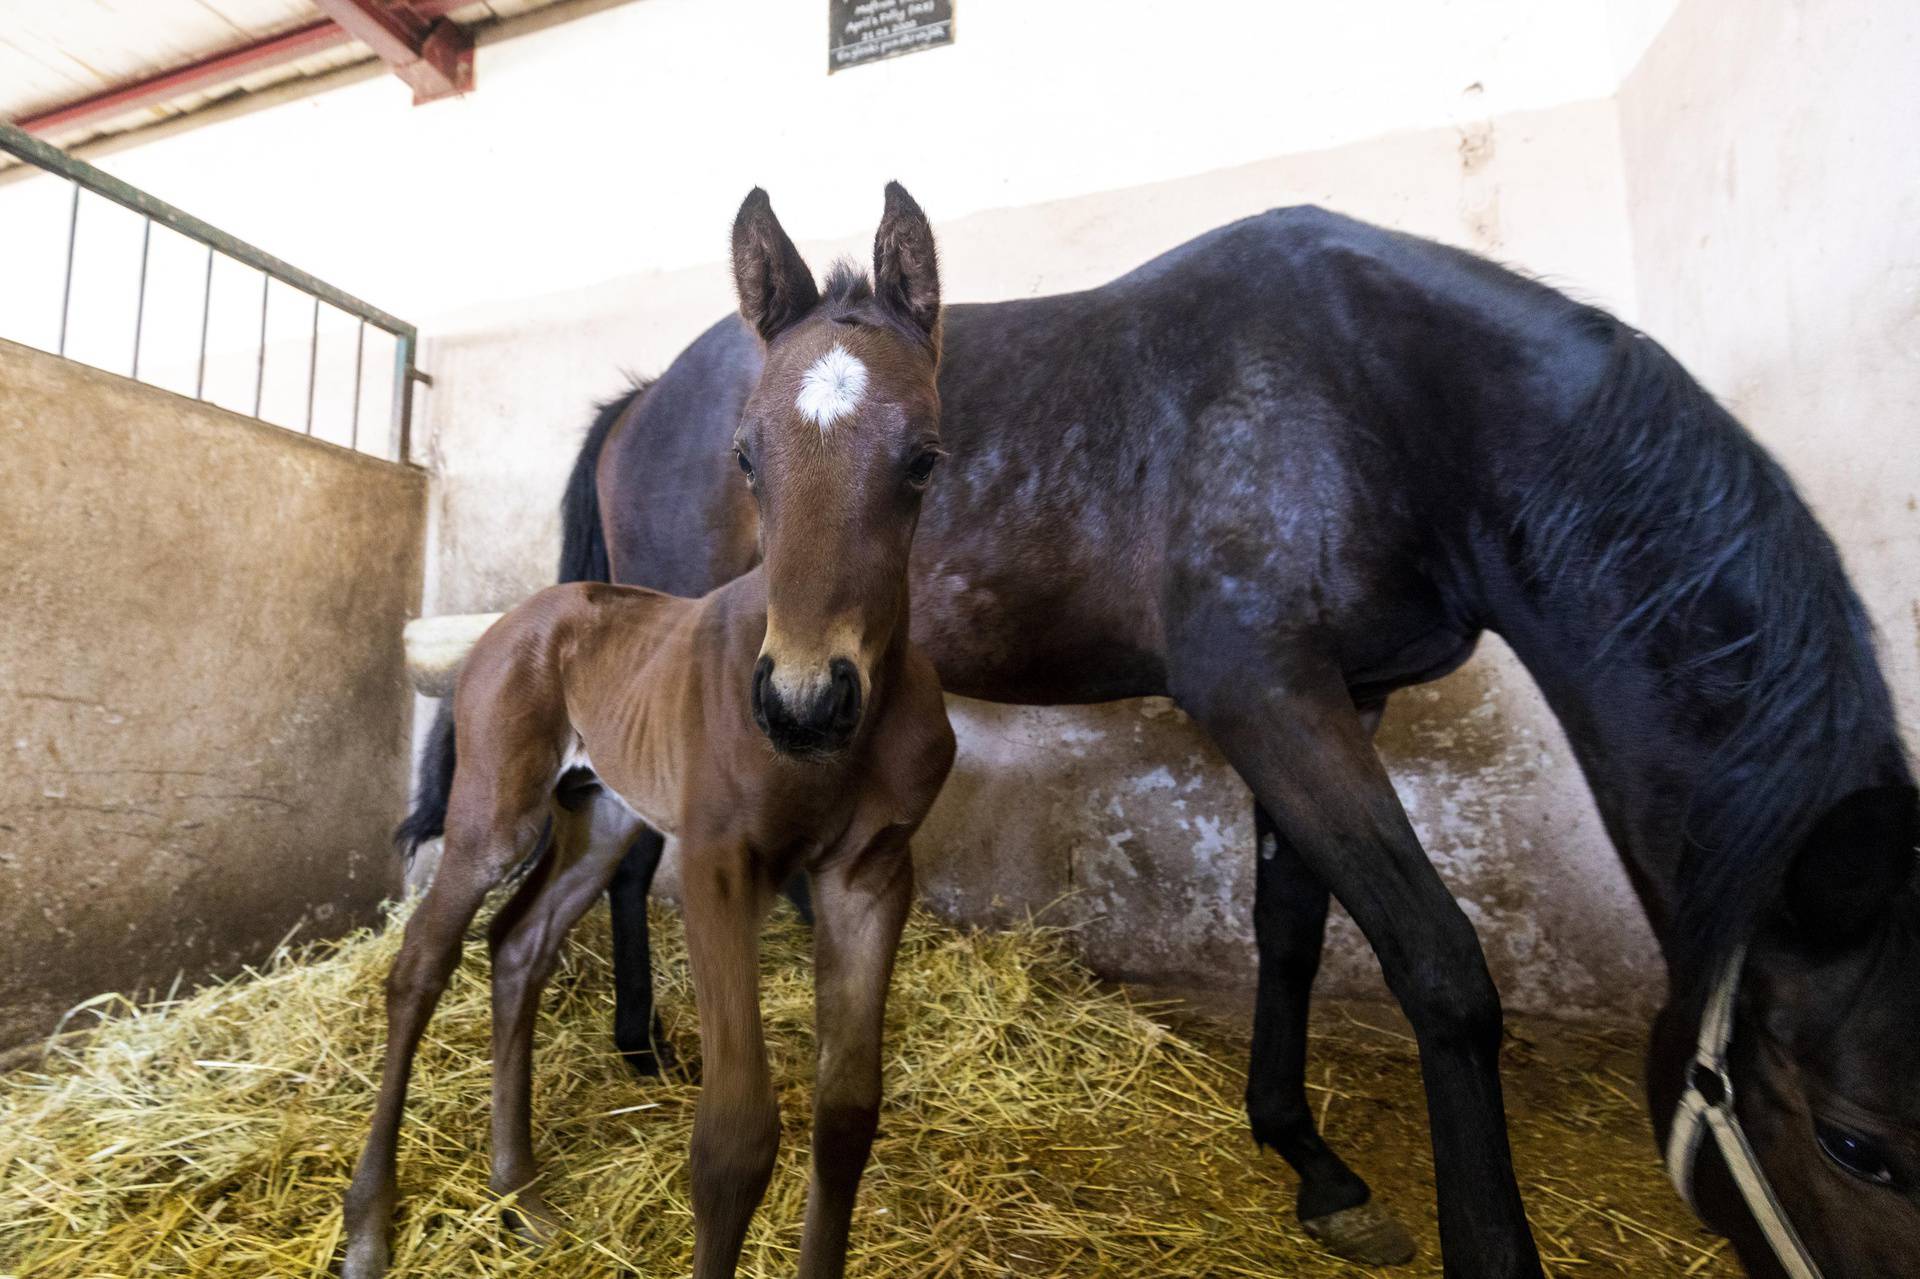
[340,1232,391,1279]
[1300,1201,1418,1266]
[500,1187,564,1246]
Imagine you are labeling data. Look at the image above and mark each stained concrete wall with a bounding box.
[0,339,425,1053]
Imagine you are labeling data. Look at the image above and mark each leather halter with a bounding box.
[1664,945,1824,1279]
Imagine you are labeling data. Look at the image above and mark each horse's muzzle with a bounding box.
[751,655,862,756]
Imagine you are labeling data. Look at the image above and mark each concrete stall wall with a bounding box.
[0,339,425,1053]
[1617,0,1920,739]
[5,0,1914,1022]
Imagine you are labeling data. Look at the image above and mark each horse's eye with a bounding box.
[735,449,755,482]
[905,449,941,488]
[1816,1122,1898,1187]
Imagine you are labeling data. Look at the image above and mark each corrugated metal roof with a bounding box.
[0,1,570,151]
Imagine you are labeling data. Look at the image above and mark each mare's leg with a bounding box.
[489,789,641,1240]
[797,834,913,1279]
[781,869,816,926]
[1178,652,1541,1279]
[683,840,778,1279]
[609,832,807,1079]
[342,806,545,1279]
[608,825,674,1075]
[1245,704,1417,1265]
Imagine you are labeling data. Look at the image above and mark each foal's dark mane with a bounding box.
[1515,311,1906,985]
[821,259,873,309]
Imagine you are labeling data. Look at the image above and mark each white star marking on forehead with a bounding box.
[795,343,868,430]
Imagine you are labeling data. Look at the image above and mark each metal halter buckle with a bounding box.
[1664,946,1825,1279]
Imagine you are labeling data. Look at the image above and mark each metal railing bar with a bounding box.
[253,271,268,419]
[350,318,365,453]
[391,331,414,464]
[305,295,319,435]
[195,245,212,399]
[57,181,78,356]
[0,122,414,342]
[131,216,151,378]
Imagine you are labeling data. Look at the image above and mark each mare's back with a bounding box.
[599,317,764,598]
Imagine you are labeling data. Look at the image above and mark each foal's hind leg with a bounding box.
[1249,802,1417,1265]
[342,809,545,1279]
[489,790,641,1241]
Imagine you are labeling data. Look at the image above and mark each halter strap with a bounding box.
[1664,945,1824,1279]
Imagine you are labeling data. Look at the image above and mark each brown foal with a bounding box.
[341,184,955,1279]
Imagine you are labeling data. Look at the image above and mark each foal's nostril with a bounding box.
[750,655,775,735]
[827,658,861,728]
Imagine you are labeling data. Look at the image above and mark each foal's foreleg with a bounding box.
[343,819,538,1279]
[798,834,913,1279]
[683,842,778,1279]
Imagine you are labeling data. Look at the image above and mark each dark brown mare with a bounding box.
[401,202,1920,1277]
[347,186,956,1279]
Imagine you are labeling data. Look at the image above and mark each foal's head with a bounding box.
[728,183,943,757]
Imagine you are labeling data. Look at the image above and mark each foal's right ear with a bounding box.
[732,188,819,344]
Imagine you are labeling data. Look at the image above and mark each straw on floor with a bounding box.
[0,902,1736,1277]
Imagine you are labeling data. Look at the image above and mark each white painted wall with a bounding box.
[5,0,1640,328]
[1617,0,1920,737]
[13,0,1914,1020]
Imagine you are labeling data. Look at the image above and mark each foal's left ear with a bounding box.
[873,181,941,354]
[1783,784,1919,947]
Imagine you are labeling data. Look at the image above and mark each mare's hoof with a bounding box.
[1301,1201,1418,1266]
[616,1016,684,1079]
[618,1039,672,1078]
[500,1186,564,1246]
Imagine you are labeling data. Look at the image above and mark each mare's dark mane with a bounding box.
[559,380,650,586]
[1516,312,1905,984]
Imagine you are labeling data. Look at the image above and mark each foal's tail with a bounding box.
[394,705,458,861]
[392,382,649,859]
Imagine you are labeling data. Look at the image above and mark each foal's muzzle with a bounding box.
[751,655,862,756]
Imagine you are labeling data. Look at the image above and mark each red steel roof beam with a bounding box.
[13,21,352,137]
[10,0,475,138]
[309,0,473,103]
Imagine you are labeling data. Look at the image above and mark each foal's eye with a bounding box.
[905,448,942,488]
[735,449,755,482]
[1816,1122,1899,1187]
